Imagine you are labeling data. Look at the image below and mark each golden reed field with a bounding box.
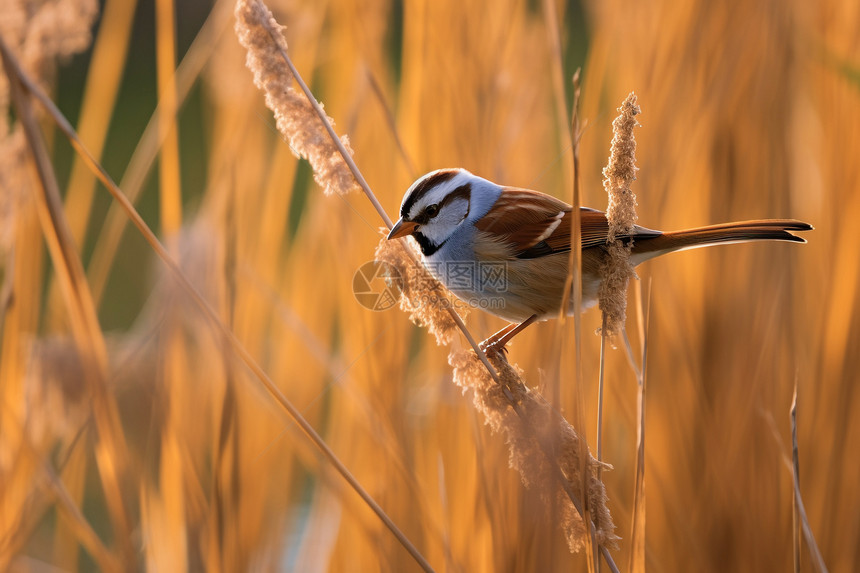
[1,0,858,570]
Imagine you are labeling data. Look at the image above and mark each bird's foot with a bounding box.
[478,337,509,358]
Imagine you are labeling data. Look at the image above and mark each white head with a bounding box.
[387,168,503,256]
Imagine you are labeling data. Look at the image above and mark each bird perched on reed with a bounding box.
[388,168,812,352]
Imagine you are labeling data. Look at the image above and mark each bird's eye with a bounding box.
[426,204,440,218]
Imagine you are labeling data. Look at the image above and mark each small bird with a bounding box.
[387,168,812,353]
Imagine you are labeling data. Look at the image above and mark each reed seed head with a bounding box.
[603,92,641,240]
[449,349,618,551]
[599,92,641,335]
[374,236,463,345]
[234,0,358,196]
[0,0,99,256]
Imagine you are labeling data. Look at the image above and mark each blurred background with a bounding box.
[1,0,858,570]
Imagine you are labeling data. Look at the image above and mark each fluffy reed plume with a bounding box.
[234,0,358,196]
[598,92,641,335]
[374,236,463,345]
[449,349,618,552]
[0,0,99,254]
[0,0,98,83]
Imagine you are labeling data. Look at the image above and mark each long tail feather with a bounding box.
[632,219,812,263]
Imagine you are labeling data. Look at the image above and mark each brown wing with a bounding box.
[474,187,570,250]
[475,187,661,258]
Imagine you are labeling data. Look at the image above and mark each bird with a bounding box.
[386,168,812,354]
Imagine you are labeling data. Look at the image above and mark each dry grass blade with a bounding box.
[209,179,242,571]
[12,433,122,573]
[0,248,13,322]
[542,3,592,563]
[86,0,234,305]
[763,386,829,573]
[595,300,607,573]
[543,6,596,559]
[792,386,800,573]
[364,67,417,178]
[62,0,139,247]
[541,0,574,190]
[567,73,597,570]
[1,52,107,382]
[155,0,183,240]
[43,458,121,572]
[0,35,435,573]
[791,384,828,573]
[597,312,607,473]
[628,279,650,573]
[1,41,135,564]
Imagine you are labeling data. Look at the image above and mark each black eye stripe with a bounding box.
[401,170,459,219]
[409,182,473,225]
[413,210,432,225]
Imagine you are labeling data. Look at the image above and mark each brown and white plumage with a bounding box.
[387,168,811,341]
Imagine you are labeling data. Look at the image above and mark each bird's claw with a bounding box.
[479,338,509,358]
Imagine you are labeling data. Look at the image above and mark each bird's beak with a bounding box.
[387,218,418,240]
